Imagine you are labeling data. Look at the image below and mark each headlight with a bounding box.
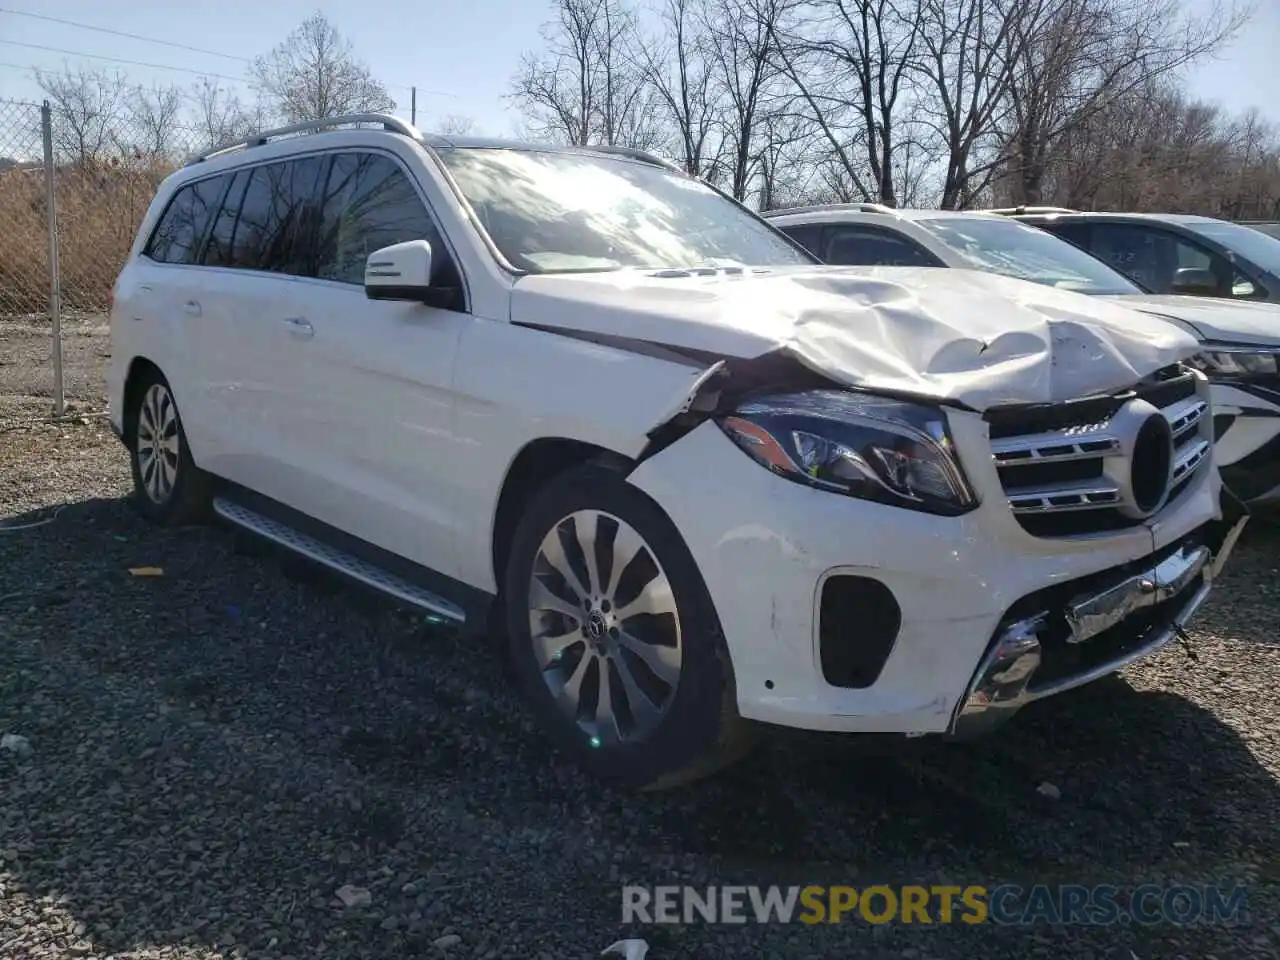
[716,390,977,515]
[1188,347,1279,378]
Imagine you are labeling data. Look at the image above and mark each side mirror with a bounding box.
[1171,266,1219,297]
[364,240,433,301]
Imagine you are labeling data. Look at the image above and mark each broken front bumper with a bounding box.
[949,491,1249,738]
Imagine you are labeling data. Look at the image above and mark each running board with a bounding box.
[212,497,467,623]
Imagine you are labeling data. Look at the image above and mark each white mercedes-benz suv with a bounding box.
[108,115,1247,790]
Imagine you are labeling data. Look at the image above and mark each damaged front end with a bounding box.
[948,486,1250,739]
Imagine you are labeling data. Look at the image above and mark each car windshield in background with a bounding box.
[435,147,814,273]
[1181,219,1280,275]
[917,217,1145,296]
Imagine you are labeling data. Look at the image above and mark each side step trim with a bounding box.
[212,496,467,623]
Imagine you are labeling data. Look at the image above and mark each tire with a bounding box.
[127,370,212,526]
[504,464,754,790]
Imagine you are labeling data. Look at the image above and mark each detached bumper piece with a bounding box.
[950,494,1249,739]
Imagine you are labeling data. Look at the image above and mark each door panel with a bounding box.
[265,150,470,578]
[137,172,232,460]
[279,282,469,578]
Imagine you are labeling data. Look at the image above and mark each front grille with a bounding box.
[987,365,1212,537]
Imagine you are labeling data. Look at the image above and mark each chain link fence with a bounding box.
[0,100,47,320]
[0,98,207,413]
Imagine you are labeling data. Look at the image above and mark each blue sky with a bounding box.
[0,0,1275,139]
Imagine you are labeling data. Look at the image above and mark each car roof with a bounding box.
[1009,210,1229,226]
[762,205,1004,225]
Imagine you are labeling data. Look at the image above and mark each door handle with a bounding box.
[281,317,314,338]
[183,299,201,317]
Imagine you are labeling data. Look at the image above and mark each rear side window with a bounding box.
[228,161,290,271]
[201,170,249,268]
[315,152,447,285]
[145,174,229,264]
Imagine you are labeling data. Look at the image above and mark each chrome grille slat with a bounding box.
[1163,396,1208,439]
[1008,482,1122,514]
[1170,437,1210,484]
[988,365,1212,536]
[990,425,1120,464]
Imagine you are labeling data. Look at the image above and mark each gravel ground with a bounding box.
[1,315,1277,959]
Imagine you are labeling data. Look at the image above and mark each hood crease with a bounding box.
[512,266,1204,411]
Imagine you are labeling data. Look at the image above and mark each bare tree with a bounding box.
[773,0,926,206]
[190,79,262,149]
[1007,80,1280,218]
[910,0,1047,208]
[706,0,791,200]
[509,0,659,148]
[35,66,129,166]
[998,0,1248,204]
[127,83,184,161]
[434,113,479,136]
[639,0,722,174]
[250,13,396,123]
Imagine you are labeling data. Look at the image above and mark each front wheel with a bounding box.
[504,464,753,790]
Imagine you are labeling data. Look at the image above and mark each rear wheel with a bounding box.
[504,465,754,790]
[128,372,212,525]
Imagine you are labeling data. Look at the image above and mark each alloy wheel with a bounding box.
[136,383,180,504]
[527,510,684,747]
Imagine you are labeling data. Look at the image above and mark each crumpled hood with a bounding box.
[511,265,1202,410]
[1103,293,1280,346]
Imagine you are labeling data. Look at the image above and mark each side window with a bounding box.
[779,223,820,256]
[314,152,456,288]
[201,170,248,268]
[145,174,228,264]
[1089,224,1243,297]
[261,155,327,276]
[227,162,279,270]
[822,225,938,267]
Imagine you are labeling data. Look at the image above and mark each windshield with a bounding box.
[1180,219,1280,275]
[435,146,814,273]
[916,216,1144,295]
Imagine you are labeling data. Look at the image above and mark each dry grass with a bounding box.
[0,161,170,315]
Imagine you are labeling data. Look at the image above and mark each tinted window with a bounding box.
[1179,218,1280,277]
[822,225,938,267]
[1040,222,1092,249]
[227,163,280,269]
[145,174,228,264]
[267,155,327,275]
[1087,224,1252,298]
[436,146,813,273]
[315,152,451,285]
[201,169,249,268]
[226,160,325,274]
[779,223,821,256]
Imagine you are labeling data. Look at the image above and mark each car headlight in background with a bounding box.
[1188,346,1280,378]
[716,390,977,515]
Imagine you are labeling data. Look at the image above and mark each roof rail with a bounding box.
[986,205,1078,216]
[760,201,900,217]
[581,143,683,172]
[184,113,423,167]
